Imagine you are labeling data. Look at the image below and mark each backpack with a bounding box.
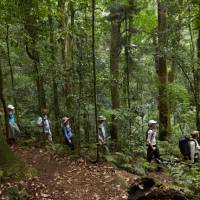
[179,136,196,159]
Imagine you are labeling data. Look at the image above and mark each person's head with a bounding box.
[98,115,106,123]
[7,105,15,113]
[42,109,48,116]
[191,131,199,139]
[63,117,70,125]
[148,120,157,129]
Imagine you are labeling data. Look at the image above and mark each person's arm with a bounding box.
[37,117,43,127]
[189,141,196,163]
[195,140,200,150]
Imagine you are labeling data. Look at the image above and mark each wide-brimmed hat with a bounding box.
[98,115,106,121]
[148,120,157,125]
[63,117,70,123]
[7,105,15,110]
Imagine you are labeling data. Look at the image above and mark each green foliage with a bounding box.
[1,0,200,197]
[105,151,132,166]
[105,150,150,175]
[168,82,191,111]
[131,163,146,175]
[120,163,134,172]
[134,4,157,42]
[0,169,3,177]
[159,141,180,158]
[2,161,36,180]
[168,162,200,196]
[112,175,128,189]
[158,139,200,197]
[7,186,28,200]
[46,143,68,155]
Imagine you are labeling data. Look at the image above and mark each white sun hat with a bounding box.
[148,120,157,125]
[63,117,70,123]
[98,115,106,121]
[7,105,15,110]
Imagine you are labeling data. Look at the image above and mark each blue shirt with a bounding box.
[9,113,15,126]
[63,126,73,142]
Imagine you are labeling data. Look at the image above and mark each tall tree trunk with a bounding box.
[92,0,99,161]
[124,7,133,136]
[48,1,60,137]
[0,62,21,169]
[157,0,171,140]
[187,3,200,131]
[0,122,16,166]
[110,3,121,149]
[20,0,46,113]
[6,24,19,123]
[58,0,74,114]
[75,37,84,156]
[196,7,200,131]
[0,56,10,140]
[0,58,23,171]
[26,42,46,113]
[76,68,82,156]
[168,7,182,126]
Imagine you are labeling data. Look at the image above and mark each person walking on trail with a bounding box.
[7,104,21,143]
[146,120,161,164]
[62,117,75,150]
[98,116,108,145]
[189,131,200,164]
[37,109,52,142]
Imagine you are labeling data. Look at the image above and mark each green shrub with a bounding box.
[112,175,128,189]
[7,186,28,200]
[46,143,67,155]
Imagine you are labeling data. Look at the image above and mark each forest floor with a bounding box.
[1,145,138,200]
[0,145,187,200]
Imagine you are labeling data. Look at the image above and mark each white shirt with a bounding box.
[189,139,200,163]
[37,115,51,134]
[147,129,157,146]
[99,123,106,142]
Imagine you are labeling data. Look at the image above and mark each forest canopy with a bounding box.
[1,0,199,142]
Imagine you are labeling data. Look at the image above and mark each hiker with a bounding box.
[189,131,200,164]
[146,120,161,163]
[98,115,108,144]
[62,117,75,150]
[37,109,52,142]
[7,104,21,143]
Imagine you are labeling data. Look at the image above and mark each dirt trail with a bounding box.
[1,146,138,200]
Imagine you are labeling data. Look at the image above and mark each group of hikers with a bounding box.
[6,105,108,151]
[36,109,76,150]
[6,104,200,164]
[146,120,200,164]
